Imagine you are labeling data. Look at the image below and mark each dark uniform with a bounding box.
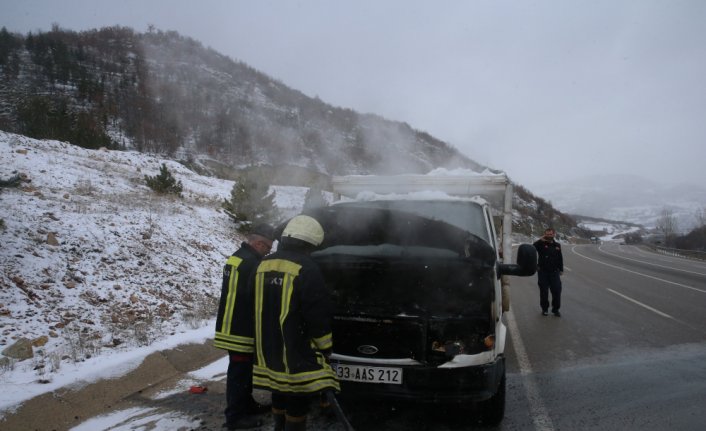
[247,244,339,426]
[214,242,263,427]
[533,237,564,314]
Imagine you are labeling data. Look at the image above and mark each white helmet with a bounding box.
[282,215,325,246]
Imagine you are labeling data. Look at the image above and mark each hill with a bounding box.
[0,130,312,384]
[531,174,706,231]
[0,26,483,177]
[0,25,582,237]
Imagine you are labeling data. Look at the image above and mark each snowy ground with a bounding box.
[0,130,309,418]
[578,220,643,241]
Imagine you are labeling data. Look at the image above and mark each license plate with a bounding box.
[332,363,403,384]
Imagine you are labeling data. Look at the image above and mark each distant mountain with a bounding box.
[531,174,706,231]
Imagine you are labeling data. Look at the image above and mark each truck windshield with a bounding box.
[334,200,490,243]
[307,202,496,263]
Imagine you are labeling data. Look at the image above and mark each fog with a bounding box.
[2,0,706,188]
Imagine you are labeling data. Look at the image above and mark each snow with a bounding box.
[1,324,214,416]
[350,190,488,205]
[578,221,642,241]
[0,130,307,418]
[70,407,200,431]
[426,167,503,176]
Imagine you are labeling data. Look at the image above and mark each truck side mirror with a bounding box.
[497,244,537,277]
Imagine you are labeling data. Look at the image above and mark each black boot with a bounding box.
[284,415,306,431]
[226,415,262,430]
[272,410,285,431]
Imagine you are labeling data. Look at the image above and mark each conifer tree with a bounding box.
[222,174,278,231]
[144,163,183,196]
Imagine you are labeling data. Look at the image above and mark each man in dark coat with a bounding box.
[533,227,564,317]
[247,215,339,431]
[214,224,274,430]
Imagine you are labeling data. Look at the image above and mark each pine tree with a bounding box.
[222,174,278,231]
[144,163,183,196]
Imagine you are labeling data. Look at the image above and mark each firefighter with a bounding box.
[214,224,275,430]
[249,215,339,431]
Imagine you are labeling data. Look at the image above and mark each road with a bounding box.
[499,243,706,431]
[3,244,705,430]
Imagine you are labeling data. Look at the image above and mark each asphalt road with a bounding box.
[498,243,706,431]
[6,244,704,431]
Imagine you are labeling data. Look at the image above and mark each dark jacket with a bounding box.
[533,238,564,273]
[214,242,262,353]
[248,246,339,394]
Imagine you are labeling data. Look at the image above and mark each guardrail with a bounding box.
[647,245,706,261]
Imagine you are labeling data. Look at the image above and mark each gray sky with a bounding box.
[2,0,705,189]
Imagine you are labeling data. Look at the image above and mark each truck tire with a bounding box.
[476,370,506,425]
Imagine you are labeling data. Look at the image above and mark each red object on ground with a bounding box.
[189,385,208,394]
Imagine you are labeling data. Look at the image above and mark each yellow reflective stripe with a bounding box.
[254,364,337,384]
[257,259,302,276]
[215,332,253,344]
[255,259,303,369]
[214,340,254,353]
[220,256,243,334]
[280,272,297,373]
[312,333,333,351]
[253,375,340,394]
[254,271,266,367]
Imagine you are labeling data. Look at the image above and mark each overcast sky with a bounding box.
[2,0,705,189]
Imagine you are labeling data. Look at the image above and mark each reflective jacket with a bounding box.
[214,242,261,353]
[249,249,339,394]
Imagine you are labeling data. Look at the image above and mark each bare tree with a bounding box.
[694,207,706,228]
[656,207,679,247]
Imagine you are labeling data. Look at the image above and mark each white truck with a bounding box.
[307,172,537,425]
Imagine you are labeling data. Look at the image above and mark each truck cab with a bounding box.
[307,173,536,425]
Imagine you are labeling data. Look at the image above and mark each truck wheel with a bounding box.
[477,371,506,425]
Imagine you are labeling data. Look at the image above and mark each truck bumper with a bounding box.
[335,356,505,404]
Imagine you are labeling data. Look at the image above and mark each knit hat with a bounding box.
[250,223,275,240]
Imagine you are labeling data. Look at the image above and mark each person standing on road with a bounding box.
[533,227,564,317]
[248,215,339,431]
[214,224,275,430]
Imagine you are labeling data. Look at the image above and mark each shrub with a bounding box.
[222,173,278,231]
[144,163,183,196]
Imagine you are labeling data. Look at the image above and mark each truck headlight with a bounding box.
[431,340,466,359]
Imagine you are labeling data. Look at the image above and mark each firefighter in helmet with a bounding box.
[248,215,339,431]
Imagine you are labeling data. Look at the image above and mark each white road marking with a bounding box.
[598,245,706,276]
[606,288,675,319]
[571,246,706,294]
[506,311,555,431]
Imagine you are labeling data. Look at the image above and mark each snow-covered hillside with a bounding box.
[0,131,306,387]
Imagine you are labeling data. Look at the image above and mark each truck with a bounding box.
[305,172,537,425]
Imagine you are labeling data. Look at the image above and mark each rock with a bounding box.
[32,335,49,347]
[63,193,70,199]
[2,337,34,361]
[64,281,76,289]
[11,276,24,287]
[47,232,60,246]
[49,331,58,338]
[15,149,28,154]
